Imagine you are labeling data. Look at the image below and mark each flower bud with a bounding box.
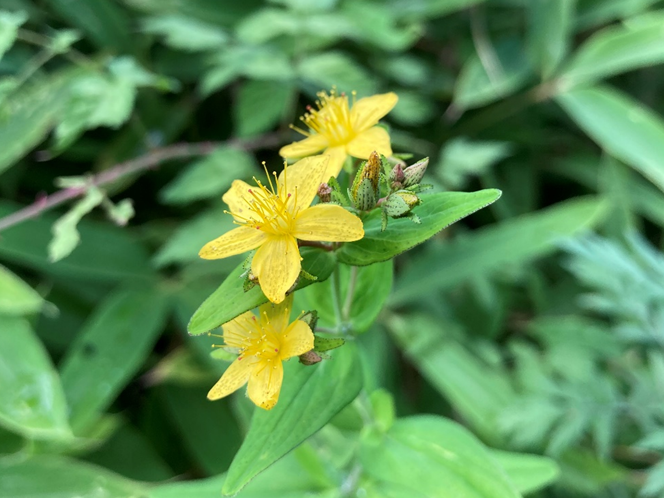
[299,350,322,366]
[402,157,429,188]
[317,182,333,203]
[382,191,420,218]
[350,151,381,210]
[389,163,405,190]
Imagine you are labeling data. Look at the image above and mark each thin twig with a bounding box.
[0,133,283,233]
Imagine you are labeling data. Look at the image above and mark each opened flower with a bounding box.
[280,90,398,180]
[199,156,364,303]
[208,295,313,410]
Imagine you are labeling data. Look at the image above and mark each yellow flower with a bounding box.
[279,90,398,180]
[207,295,313,410]
[199,156,364,303]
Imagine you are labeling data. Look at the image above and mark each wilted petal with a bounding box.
[350,92,398,132]
[199,226,267,260]
[346,126,392,160]
[252,235,301,304]
[247,360,284,410]
[279,320,314,359]
[278,156,329,211]
[207,356,255,400]
[279,134,329,158]
[293,204,364,242]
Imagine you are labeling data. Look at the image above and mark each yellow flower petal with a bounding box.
[199,226,267,260]
[346,126,392,160]
[258,293,293,334]
[278,156,329,212]
[293,204,364,242]
[350,92,398,132]
[222,311,256,348]
[323,146,348,179]
[222,180,266,222]
[279,133,329,159]
[279,320,314,359]
[207,356,255,400]
[252,235,301,304]
[247,360,284,410]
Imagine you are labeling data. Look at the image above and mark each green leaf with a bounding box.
[337,189,501,267]
[387,0,486,20]
[235,80,293,137]
[388,314,514,442]
[45,0,133,53]
[48,188,104,262]
[556,85,664,194]
[360,415,520,498]
[298,52,376,96]
[437,138,513,189]
[560,21,664,87]
[159,147,255,204]
[576,0,659,30]
[188,248,336,335]
[141,14,228,51]
[295,261,393,334]
[0,201,154,283]
[0,265,42,316]
[391,91,436,126]
[222,344,362,495]
[527,0,574,78]
[0,455,148,498]
[0,10,27,60]
[59,288,169,432]
[492,450,560,495]
[454,37,531,110]
[393,196,608,304]
[0,318,72,440]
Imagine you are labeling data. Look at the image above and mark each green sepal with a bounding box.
[299,310,319,331]
[353,178,377,211]
[314,335,345,352]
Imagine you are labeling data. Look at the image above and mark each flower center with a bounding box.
[229,166,298,236]
[293,89,356,146]
[241,315,281,361]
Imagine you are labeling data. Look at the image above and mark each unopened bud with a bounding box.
[317,182,333,203]
[299,350,322,366]
[382,191,420,218]
[403,157,429,188]
[350,151,381,210]
[389,163,405,190]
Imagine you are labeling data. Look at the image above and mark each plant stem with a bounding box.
[330,267,344,329]
[342,265,358,321]
[0,133,283,233]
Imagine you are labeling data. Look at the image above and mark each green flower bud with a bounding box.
[403,157,429,188]
[350,151,381,210]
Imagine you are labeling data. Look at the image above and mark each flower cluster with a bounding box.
[200,89,400,409]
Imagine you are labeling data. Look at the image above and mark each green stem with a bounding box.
[342,265,358,321]
[330,267,344,330]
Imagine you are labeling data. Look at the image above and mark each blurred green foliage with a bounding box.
[2,0,664,496]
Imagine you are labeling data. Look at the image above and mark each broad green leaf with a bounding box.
[141,14,228,51]
[360,415,520,498]
[0,202,154,283]
[391,91,436,126]
[0,265,42,316]
[560,21,664,87]
[153,206,236,267]
[0,10,27,60]
[393,196,608,303]
[222,344,362,495]
[388,314,514,442]
[337,189,501,267]
[59,288,169,432]
[298,52,376,96]
[454,38,531,110]
[48,188,104,262]
[235,80,293,137]
[556,85,664,194]
[437,138,513,189]
[492,450,560,495]
[0,455,147,498]
[0,68,85,174]
[0,318,71,440]
[387,0,485,19]
[527,0,574,78]
[45,0,133,53]
[576,0,659,30]
[159,147,255,204]
[341,1,421,51]
[295,261,393,334]
[188,248,336,335]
